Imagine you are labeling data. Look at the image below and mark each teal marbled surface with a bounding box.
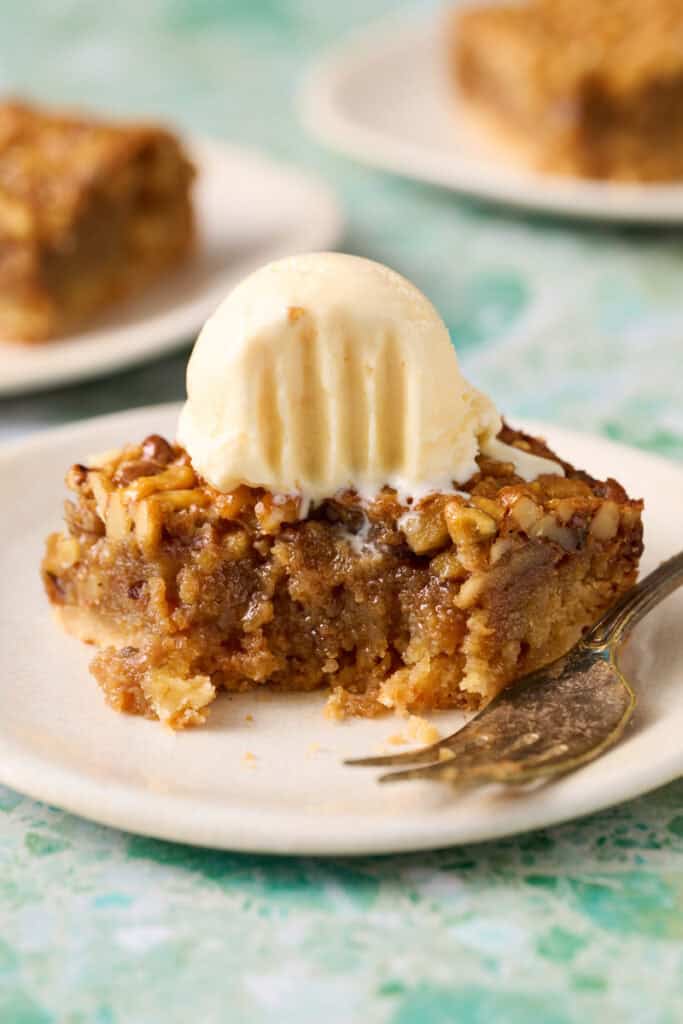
[1,2,682,1021]
[2,780,683,1022]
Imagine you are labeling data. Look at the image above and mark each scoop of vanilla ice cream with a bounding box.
[178,253,557,504]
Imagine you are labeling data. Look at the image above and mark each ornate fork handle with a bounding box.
[586,551,683,649]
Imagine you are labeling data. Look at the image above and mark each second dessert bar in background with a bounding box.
[0,99,194,341]
[450,0,683,181]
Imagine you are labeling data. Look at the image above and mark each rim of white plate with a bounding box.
[301,11,683,224]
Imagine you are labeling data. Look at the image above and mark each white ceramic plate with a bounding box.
[1,403,682,855]
[302,12,683,223]
[0,140,342,397]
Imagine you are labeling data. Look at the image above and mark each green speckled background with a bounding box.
[1,2,683,1021]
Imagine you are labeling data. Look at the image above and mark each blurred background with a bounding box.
[1,0,681,461]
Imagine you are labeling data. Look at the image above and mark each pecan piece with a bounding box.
[142,434,174,465]
[114,459,165,485]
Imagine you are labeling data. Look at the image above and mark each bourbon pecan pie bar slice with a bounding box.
[0,99,194,341]
[42,427,643,729]
[41,254,644,729]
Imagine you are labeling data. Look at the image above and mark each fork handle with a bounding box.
[586,550,683,648]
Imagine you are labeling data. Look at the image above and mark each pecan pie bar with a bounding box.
[451,0,683,181]
[0,99,194,341]
[42,427,643,729]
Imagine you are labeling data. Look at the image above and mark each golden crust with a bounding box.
[54,605,141,648]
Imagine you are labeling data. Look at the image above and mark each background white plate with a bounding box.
[302,13,683,223]
[1,403,681,855]
[0,140,342,397]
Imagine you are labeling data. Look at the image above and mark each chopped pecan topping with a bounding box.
[125,464,196,500]
[114,459,166,485]
[590,500,620,541]
[400,499,450,555]
[142,434,174,465]
[66,464,90,489]
[445,503,497,544]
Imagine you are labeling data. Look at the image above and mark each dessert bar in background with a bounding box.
[42,254,643,729]
[0,99,194,342]
[451,0,683,181]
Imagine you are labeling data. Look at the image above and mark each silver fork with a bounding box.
[346,551,683,787]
